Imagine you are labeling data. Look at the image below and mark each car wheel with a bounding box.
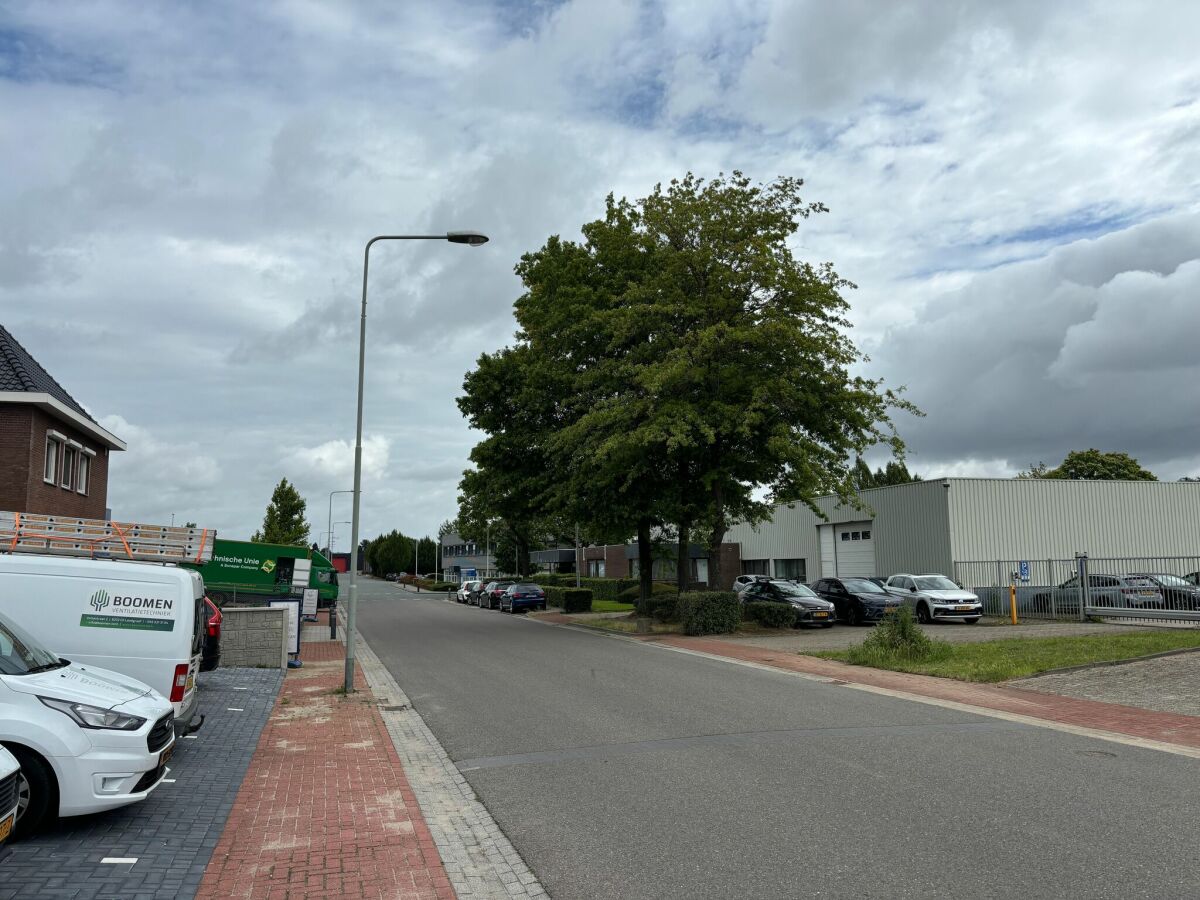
[916,603,932,624]
[6,744,56,837]
[964,617,980,624]
[846,605,862,626]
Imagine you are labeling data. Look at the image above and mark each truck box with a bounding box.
[183,539,339,607]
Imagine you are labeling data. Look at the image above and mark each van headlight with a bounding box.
[39,697,146,731]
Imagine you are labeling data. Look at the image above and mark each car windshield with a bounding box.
[1144,574,1190,587]
[914,576,959,591]
[772,581,816,597]
[843,579,886,594]
[0,612,62,675]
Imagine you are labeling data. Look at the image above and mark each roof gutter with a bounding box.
[0,391,127,450]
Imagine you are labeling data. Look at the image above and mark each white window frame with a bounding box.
[61,443,79,490]
[44,434,62,483]
[77,448,95,495]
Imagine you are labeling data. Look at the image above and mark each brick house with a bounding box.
[0,324,125,518]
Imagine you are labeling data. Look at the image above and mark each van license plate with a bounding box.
[185,674,195,693]
[159,745,174,768]
[0,813,13,842]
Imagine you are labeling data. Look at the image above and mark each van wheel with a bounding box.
[5,745,57,837]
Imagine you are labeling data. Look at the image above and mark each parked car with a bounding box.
[201,597,222,672]
[457,580,481,603]
[740,579,836,628]
[479,581,515,610]
[0,610,175,837]
[1186,572,1200,587]
[811,577,902,625]
[1128,573,1200,611]
[1029,574,1164,614]
[0,554,206,733]
[885,574,982,624]
[0,745,17,848]
[733,574,771,593]
[501,583,547,613]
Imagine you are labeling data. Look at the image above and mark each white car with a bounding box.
[0,611,175,837]
[457,580,482,603]
[733,574,769,593]
[885,574,982,624]
[0,745,17,848]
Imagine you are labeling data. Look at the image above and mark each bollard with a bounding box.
[329,600,337,639]
[1009,584,1018,625]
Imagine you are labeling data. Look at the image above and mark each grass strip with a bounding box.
[811,630,1200,682]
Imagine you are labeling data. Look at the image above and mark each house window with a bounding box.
[77,450,94,495]
[44,436,61,482]
[861,530,871,540]
[61,445,78,490]
[774,558,807,581]
[851,531,861,541]
[741,559,771,575]
[841,532,850,541]
[588,560,605,577]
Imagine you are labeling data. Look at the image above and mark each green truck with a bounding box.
[183,539,340,607]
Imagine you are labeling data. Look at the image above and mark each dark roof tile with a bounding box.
[0,323,98,424]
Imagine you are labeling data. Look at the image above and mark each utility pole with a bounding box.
[575,522,581,588]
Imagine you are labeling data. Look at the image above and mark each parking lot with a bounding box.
[1,668,281,900]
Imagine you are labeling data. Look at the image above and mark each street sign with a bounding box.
[463,567,477,579]
[1018,560,1030,582]
[302,588,318,617]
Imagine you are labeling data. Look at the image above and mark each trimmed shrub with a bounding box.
[431,581,457,592]
[845,606,952,665]
[639,594,680,623]
[544,586,593,613]
[744,601,798,628]
[677,591,741,635]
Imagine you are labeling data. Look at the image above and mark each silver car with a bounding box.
[885,574,982,624]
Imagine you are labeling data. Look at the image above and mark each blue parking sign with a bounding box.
[1018,560,1030,582]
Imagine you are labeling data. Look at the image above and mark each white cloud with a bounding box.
[285,435,390,482]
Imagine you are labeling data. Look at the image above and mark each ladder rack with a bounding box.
[0,511,215,565]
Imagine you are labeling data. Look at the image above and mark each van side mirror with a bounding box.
[909,586,917,593]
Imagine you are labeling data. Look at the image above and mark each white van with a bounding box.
[0,554,205,733]
[0,610,175,836]
[0,745,18,847]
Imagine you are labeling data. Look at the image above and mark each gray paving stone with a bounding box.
[4,667,282,900]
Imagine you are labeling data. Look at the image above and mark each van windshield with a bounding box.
[0,613,64,675]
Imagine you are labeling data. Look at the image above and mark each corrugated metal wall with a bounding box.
[947,479,1200,560]
[725,480,955,579]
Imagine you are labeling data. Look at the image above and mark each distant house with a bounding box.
[0,324,125,518]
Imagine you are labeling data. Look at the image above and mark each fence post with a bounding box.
[1047,559,1056,619]
[1075,552,1089,621]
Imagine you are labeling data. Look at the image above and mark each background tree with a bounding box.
[1019,449,1156,481]
[852,457,921,489]
[250,478,310,545]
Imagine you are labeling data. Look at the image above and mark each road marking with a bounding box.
[183,734,198,739]
[527,616,1200,760]
[162,778,177,783]
[100,858,138,865]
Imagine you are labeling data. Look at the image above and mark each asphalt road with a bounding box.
[357,580,1200,899]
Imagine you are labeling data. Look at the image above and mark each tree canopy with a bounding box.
[251,478,310,545]
[1019,449,1157,481]
[458,172,914,596]
[852,457,922,490]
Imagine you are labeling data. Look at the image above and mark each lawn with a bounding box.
[812,630,1200,683]
[590,599,636,613]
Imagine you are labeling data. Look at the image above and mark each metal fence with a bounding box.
[953,554,1200,625]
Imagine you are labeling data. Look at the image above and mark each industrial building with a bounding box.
[725,478,1200,583]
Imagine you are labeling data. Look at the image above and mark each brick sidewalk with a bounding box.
[196,639,454,900]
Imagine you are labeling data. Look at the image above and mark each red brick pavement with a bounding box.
[534,613,1200,749]
[196,638,454,900]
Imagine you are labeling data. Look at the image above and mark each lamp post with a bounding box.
[345,231,488,692]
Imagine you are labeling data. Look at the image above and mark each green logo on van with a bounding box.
[261,559,276,574]
[90,589,111,612]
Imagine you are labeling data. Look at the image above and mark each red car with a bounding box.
[201,597,222,671]
[479,581,514,610]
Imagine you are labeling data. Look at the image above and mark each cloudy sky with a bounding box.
[3,0,1198,544]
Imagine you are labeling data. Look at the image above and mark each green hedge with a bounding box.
[544,586,593,613]
[431,581,457,592]
[530,574,640,600]
[677,591,741,635]
[636,594,680,622]
[744,601,797,628]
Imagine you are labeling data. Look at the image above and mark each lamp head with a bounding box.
[446,230,489,246]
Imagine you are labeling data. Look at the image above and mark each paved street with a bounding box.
[357,580,1200,899]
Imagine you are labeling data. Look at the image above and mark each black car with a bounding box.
[741,579,836,627]
[811,577,902,625]
[1129,573,1200,611]
[479,581,514,610]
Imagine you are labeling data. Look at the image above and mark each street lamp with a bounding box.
[329,521,352,553]
[327,490,354,559]
[345,231,489,692]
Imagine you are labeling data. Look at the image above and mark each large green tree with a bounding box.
[1019,449,1157,481]
[251,478,310,545]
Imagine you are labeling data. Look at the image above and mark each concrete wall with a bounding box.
[219,606,287,669]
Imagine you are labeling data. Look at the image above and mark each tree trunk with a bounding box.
[707,482,727,590]
[676,519,690,594]
[637,518,653,602]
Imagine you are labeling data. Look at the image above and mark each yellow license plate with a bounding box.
[159,745,174,768]
[955,605,974,611]
[185,674,195,692]
[813,611,829,618]
[0,813,13,842]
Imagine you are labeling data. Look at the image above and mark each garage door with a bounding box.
[834,521,876,577]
